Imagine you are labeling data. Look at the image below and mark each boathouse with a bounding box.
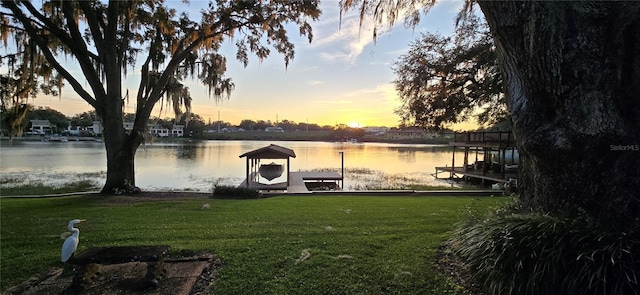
[239,144,295,190]
[239,144,343,193]
[435,132,518,185]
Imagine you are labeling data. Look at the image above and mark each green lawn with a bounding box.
[0,195,506,294]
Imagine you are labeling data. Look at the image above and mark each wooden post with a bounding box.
[340,151,344,189]
[286,157,290,186]
[475,147,479,165]
[451,146,455,178]
[245,158,249,188]
[463,147,469,172]
[482,147,487,176]
[501,148,506,179]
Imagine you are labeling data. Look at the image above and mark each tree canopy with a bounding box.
[1,0,320,123]
[0,14,62,138]
[392,12,505,130]
[1,0,321,193]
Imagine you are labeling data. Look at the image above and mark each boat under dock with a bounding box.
[240,171,343,194]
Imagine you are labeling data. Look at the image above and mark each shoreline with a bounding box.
[0,188,506,199]
[1,131,453,145]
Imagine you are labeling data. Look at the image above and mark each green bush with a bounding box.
[451,203,639,295]
[212,185,262,199]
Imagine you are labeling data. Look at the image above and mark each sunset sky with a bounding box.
[28,0,471,129]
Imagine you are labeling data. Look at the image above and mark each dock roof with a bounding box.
[239,144,296,159]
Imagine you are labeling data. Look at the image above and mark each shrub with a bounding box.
[212,185,262,199]
[451,203,639,295]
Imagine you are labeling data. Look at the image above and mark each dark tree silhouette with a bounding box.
[1,0,320,193]
[342,0,640,231]
[393,12,505,130]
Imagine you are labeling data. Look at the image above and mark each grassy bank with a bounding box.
[0,195,506,294]
[0,180,100,196]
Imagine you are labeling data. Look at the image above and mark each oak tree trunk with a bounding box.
[98,38,146,194]
[478,2,640,230]
[101,129,143,194]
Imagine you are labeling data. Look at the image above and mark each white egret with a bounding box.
[61,219,86,263]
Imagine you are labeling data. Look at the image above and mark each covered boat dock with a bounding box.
[435,132,518,185]
[239,144,343,193]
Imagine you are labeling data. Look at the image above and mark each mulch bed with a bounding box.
[434,242,485,295]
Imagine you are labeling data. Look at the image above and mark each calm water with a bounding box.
[0,140,464,192]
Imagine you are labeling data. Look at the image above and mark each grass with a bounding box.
[0,180,100,196]
[0,195,507,294]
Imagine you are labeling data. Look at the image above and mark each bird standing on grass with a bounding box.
[61,219,86,262]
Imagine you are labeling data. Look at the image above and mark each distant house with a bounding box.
[363,126,390,134]
[221,126,243,133]
[265,126,284,132]
[89,121,104,136]
[385,128,436,140]
[30,119,52,135]
[171,124,184,137]
[88,121,184,137]
[149,124,169,137]
[123,122,134,132]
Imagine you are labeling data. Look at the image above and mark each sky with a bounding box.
[25,0,471,129]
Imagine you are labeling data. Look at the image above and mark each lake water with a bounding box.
[0,140,465,192]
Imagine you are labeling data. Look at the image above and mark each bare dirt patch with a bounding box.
[435,243,485,295]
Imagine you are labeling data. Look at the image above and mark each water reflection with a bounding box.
[1,140,461,192]
[176,144,198,159]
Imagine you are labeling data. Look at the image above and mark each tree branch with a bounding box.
[77,1,106,57]
[3,1,98,109]
[17,0,105,99]
[19,1,69,42]
[104,0,119,51]
[62,1,100,64]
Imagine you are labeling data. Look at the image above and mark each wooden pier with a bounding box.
[435,132,518,184]
[434,166,517,183]
[240,171,343,194]
[239,144,343,194]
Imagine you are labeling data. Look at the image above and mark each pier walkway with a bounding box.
[434,166,518,183]
[240,171,343,194]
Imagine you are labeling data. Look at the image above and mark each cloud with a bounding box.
[309,83,399,108]
[311,12,383,63]
[307,80,325,86]
[309,0,464,64]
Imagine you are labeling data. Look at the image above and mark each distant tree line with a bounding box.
[2,105,513,139]
[0,105,340,137]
